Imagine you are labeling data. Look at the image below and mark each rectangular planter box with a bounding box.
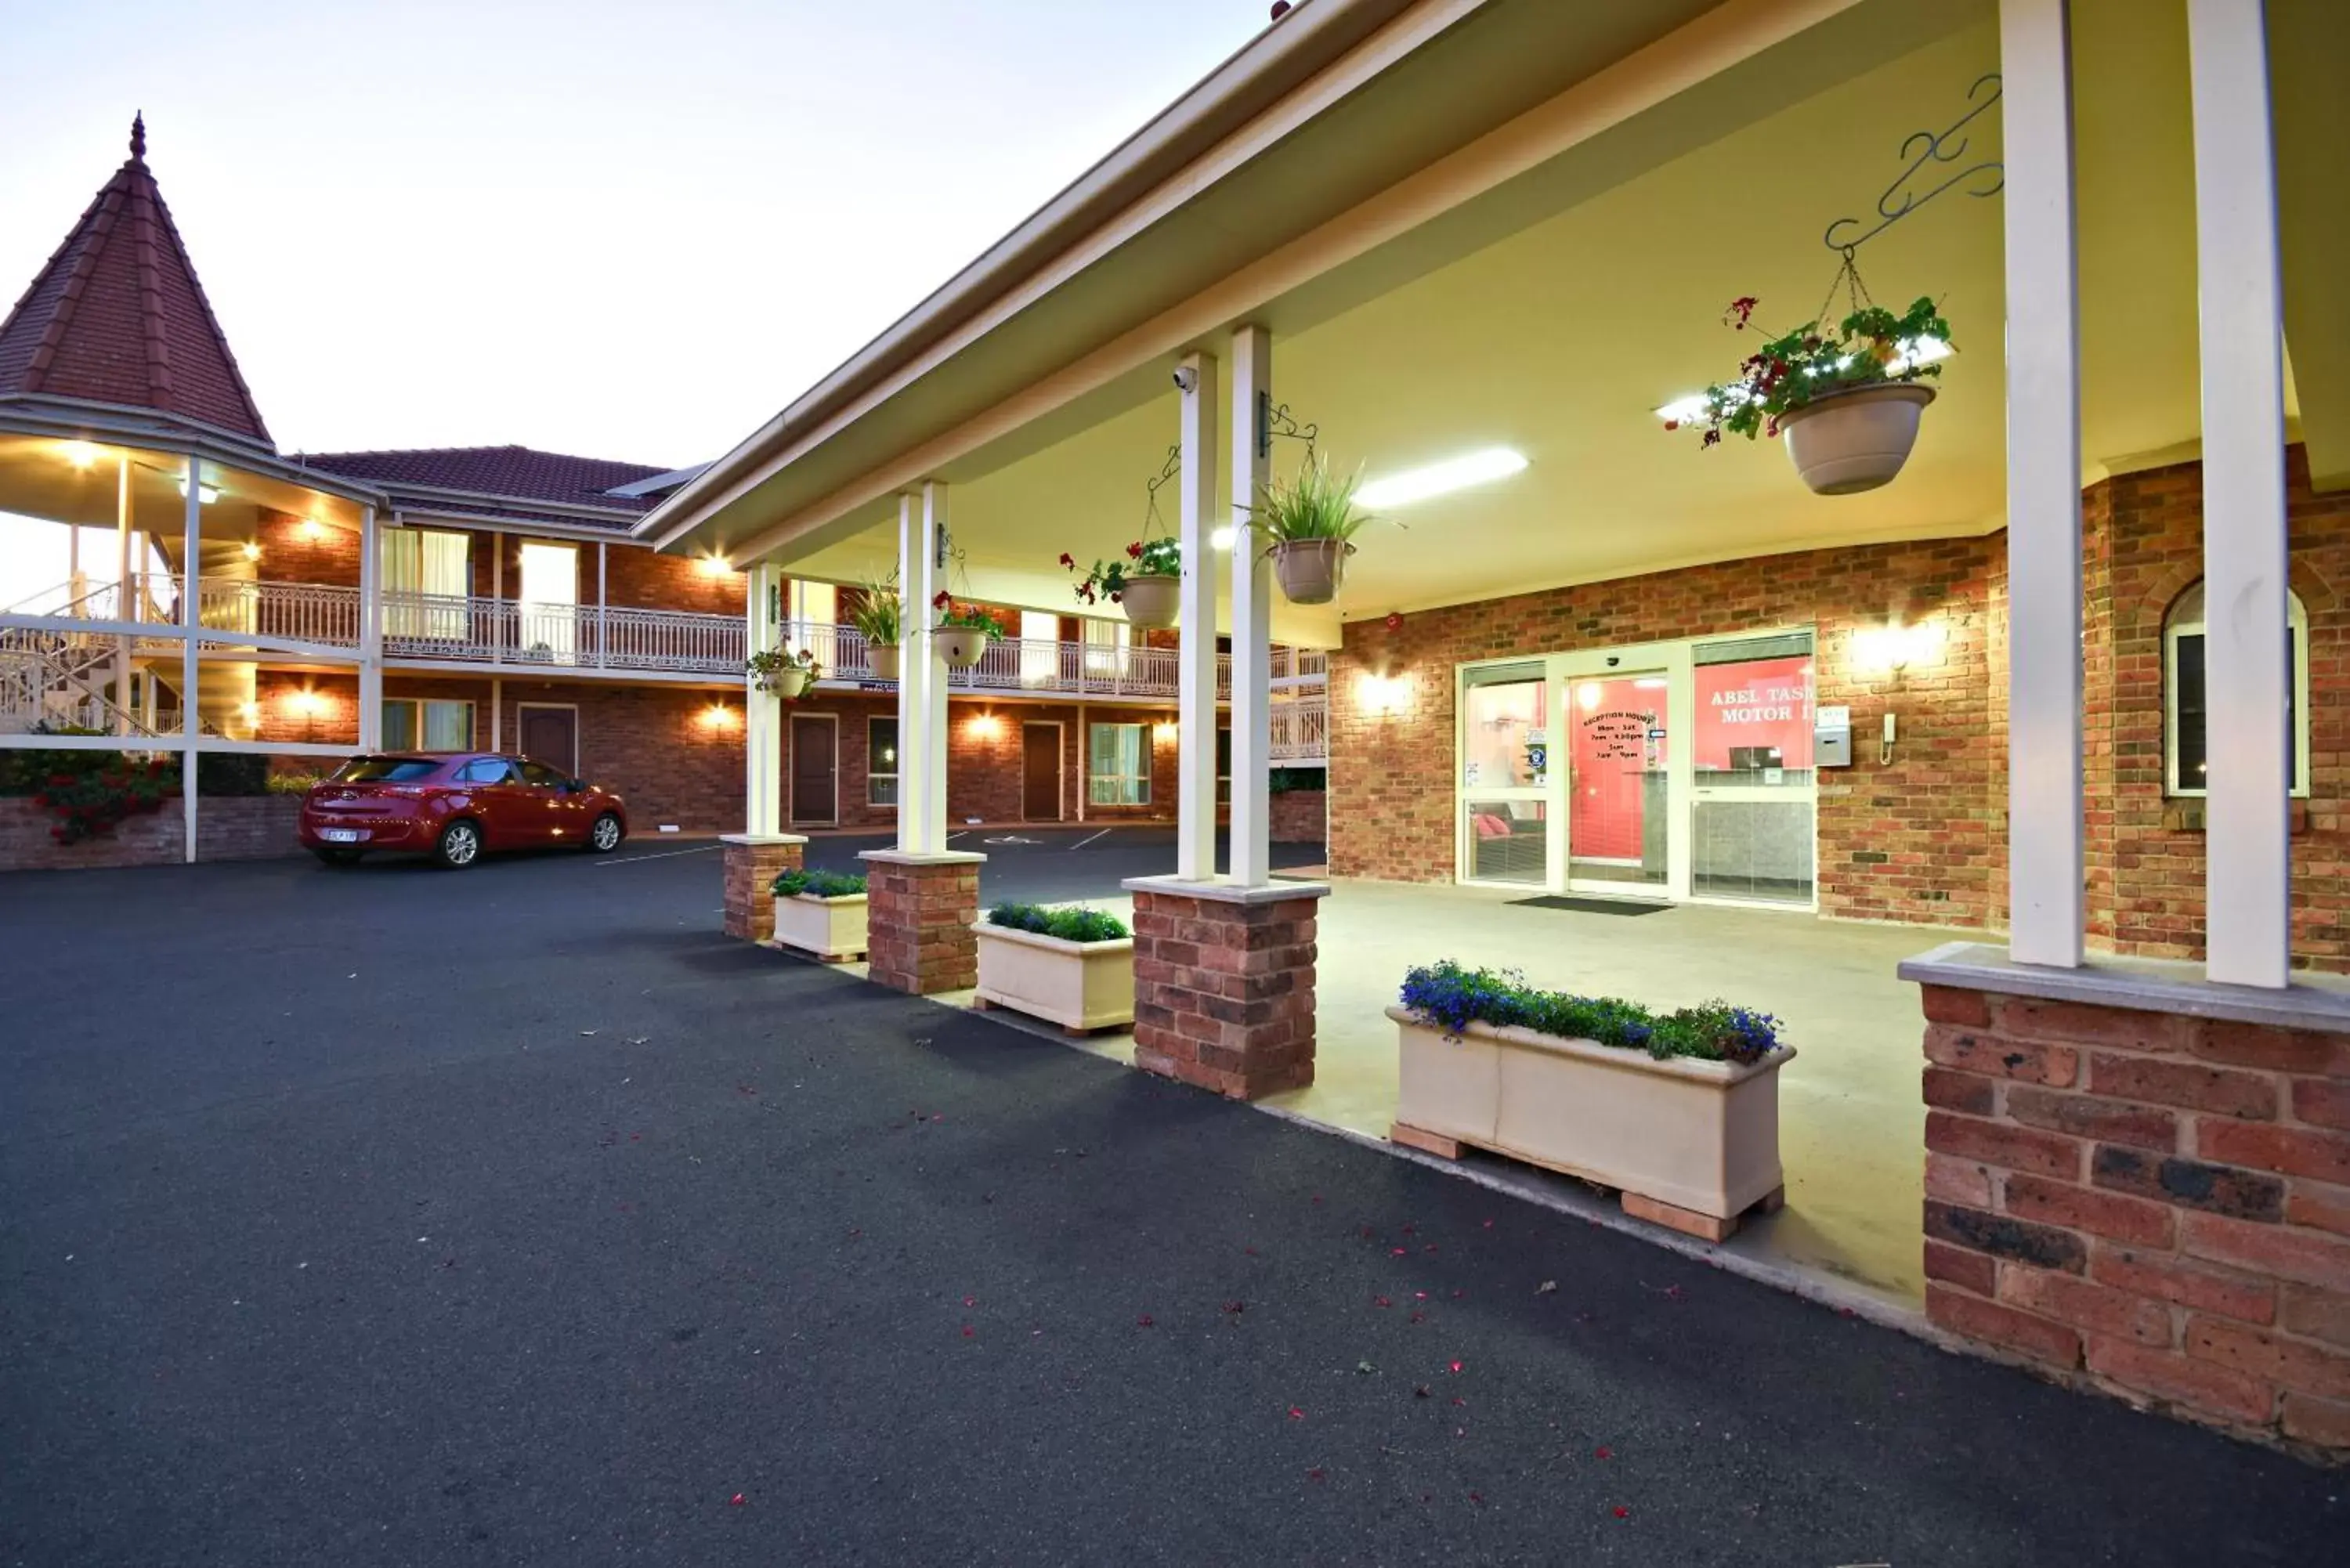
[1388,1005,1793,1235]
[771,893,869,961]
[974,922,1134,1032]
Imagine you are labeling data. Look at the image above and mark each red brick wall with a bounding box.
[0,794,302,870]
[1271,787,1327,844]
[2092,449,2350,968]
[1329,535,2004,929]
[255,508,361,587]
[1919,982,2350,1454]
[606,541,744,616]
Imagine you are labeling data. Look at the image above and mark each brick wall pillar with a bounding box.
[860,849,986,995]
[1901,947,2350,1454]
[1123,876,1329,1100]
[721,833,806,941]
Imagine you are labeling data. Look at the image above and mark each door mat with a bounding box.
[1506,895,1672,916]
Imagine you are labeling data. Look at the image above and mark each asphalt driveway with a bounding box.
[0,851,2341,1566]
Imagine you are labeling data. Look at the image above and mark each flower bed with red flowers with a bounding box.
[2,746,179,844]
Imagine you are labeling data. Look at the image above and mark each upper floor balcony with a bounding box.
[0,576,1332,706]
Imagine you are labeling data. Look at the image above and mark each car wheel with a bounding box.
[587,812,624,854]
[435,819,483,869]
[310,846,362,866]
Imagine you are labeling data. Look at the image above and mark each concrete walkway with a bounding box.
[2,851,2339,1565]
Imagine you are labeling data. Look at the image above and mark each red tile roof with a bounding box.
[295,445,676,522]
[0,115,272,443]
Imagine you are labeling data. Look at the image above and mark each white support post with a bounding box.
[357,506,383,749]
[113,457,131,737]
[1176,349,1220,882]
[744,562,784,836]
[491,538,504,666]
[597,540,609,669]
[181,455,202,862]
[2000,0,2084,968]
[2189,0,2292,988]
[898,488,949,854]
[1229,325,1274,888]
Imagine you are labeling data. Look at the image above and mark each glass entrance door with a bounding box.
[1688,634,1817,905]
[1564,668,1672,894]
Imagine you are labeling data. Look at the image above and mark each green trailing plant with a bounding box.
[1673,294,1952,446]
[267,771,329,795]
[746,647,822,684]
[1061,538,1180,607]
[1253,450,1372,545]
[1397,959,1784,1065]
[931,593,1007,640]
[772,867,868,899]
[847,574,902,646]
[986,901,1130,944]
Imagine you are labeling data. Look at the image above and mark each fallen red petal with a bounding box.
[960,1325,974,1338]
[1137,1314,1155,1328]
[1307,1467,1326,1482]
[730,1494,747,1507]
[1595,1446,1614,1459]
[1469,1491,1484,1505]
[1614,1507,1630,1520]
[1449,1360,1464,1374]
[1288,1406,1305,1421]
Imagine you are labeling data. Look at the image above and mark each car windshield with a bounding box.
[331,757,443,784]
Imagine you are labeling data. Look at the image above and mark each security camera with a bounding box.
[1172,365,1198,394]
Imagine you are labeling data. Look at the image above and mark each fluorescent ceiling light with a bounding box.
[175,478,220,504]
[1357,447,1527,510]
[1209,526,1235,550]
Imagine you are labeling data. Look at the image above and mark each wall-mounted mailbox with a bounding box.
[1815,703,1853,768]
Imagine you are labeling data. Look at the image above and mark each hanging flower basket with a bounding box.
[866,644,902,682]
[931,594,1005,670]
[935,629,987,669]
[746,648,821,699]
[1256,450,1370,606]
[1270,540,1354,606]
[1777,383,1936,495]
[847,572,903,683]
[1065,539,1180,630]
[1673,291,1951,497]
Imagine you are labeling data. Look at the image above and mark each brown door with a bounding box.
[518,706,577,774]
[791,714,837,825]
[1022,722,1061,822]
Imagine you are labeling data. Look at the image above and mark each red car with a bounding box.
[300,752,628,868]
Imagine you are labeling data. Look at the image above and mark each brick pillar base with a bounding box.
[721,833,806,941]
[1901,946,2350,1454]
[1125,876,1329,1100]
[862,850,985,994]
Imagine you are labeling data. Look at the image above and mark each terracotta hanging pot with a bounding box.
[1119,573,1180,630]
[936,629,989,670]
[1777,383,1936,495]
[1271,540,1355,606]
[866,644,902,683]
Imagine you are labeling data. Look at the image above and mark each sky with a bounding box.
[0,0,1284,468]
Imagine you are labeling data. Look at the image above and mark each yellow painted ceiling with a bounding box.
[746,0,2308,640]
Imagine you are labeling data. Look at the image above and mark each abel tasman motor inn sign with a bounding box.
[1694,655,1814,775]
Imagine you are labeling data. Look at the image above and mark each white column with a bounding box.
[1176,349,1220,882]
[357,505,383,748]
[2000,0,2084,968]
[744,562,784,835]
[2189,0,2291,988]
[597,540,609,669]
[181,456,202,862]
[114,457,132,736]
[1229,325,1274,887]
[898,486,950,854]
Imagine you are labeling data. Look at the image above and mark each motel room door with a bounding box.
[790,713,837,826]
[1021,722,1062,822]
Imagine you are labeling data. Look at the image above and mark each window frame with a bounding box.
[867,716,899,807]
[2163,584,2309,799]
[1087,721,1152,806]
[381,697,475,753]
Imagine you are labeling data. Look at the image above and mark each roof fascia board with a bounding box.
[327,476,645,525]
[720,0,1867,568]
[642,0,1450,548]
[388,507,650,544]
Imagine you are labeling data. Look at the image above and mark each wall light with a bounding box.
[1356,671,1409,717]
[1357,448,1527,510]
[1851,618,1946,674]
[289,688,329,717]
[298,518,324,540]
[239,701,261,722]
[241,540,262,562]
[700,703,739,731]
[696,555,734,578]
[967,712,1003,739]
[61,440,100,470]
[1153,721,1180,741]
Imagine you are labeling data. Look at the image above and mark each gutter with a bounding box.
[638,0,1419,547]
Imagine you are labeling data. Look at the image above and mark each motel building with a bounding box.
[0,121,1332,867]
[645,1,2350,1454]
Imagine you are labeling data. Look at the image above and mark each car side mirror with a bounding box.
[566,779,587,794]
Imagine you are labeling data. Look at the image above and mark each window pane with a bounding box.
[421,699,472,750]
[867,717,898,805]
[1462,663,1546,789]
[1694,638,1813,785]
[2175,632,2207,791]
[1088,722,1148,805]
[1466,800,1547,884]
[381,700,418,751]
[335,757,442,783]
[519,761,564,787]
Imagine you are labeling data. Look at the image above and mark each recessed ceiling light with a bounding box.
[1357,448,1527,510]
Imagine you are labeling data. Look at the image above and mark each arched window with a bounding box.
[2163,580,2309,797]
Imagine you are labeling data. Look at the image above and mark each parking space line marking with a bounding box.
[593,845,723,865]
[1072,829,1112,850]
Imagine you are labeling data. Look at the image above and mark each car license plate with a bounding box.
[320,829,363,844]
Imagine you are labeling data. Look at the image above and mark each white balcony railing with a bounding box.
[1270,694,1329,764]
